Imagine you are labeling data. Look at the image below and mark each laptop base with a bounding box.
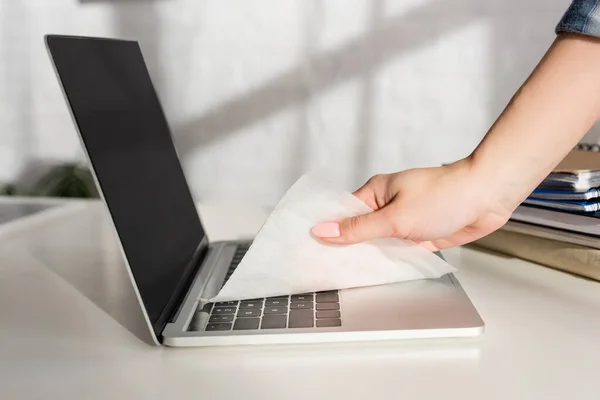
[161,242,484,347]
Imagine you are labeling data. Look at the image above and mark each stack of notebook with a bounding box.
[471,143,600,281]
[523,144,600,213]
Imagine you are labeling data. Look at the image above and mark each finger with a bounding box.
[311,208,395,245]
[413,240,440,252]
[352,187,378,210]
[427,237,463,251]
[428,224,498,250]
[352,175,387,210]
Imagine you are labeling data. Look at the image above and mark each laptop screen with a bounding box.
[46,35,207,337]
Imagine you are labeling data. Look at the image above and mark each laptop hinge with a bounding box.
[152,236,209,340]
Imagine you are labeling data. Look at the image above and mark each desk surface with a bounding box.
[1,200,599,400]
[0,197,61,226]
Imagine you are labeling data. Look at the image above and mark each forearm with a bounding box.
[468,33,600,209]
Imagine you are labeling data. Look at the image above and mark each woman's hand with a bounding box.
[312,33,600,250]
[311,158,517,251]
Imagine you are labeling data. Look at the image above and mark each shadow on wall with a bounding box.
[4,0,580,197]
[1,0,33,185]
[168,0,565,179]
[0,0,167,195]
[78,0,166,96]
[173,0,483,158]
[77,0,577,193]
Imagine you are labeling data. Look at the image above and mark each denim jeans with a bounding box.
[557,0,600,36]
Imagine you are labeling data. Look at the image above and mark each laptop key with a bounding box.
[316,319,341,328]
[316,310,341,319]
[291,294,313,302]
[205,322,232,331]
[213,307,237,315]
[289,310,314,328]
[240,301,263,310]
[317,290,338,295]
[261,314,287,329]
[215,301,238,307]
[264,306,287,314]
[316,293,339,303]
[234,318,260,330]
[209,314,235,323]
[265,299,288,307]
[237,309,262,318]
[290,302,313,310]
[316,303,339,311]
[200,303,213,313]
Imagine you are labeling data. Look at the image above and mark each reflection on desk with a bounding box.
[0,199,57,225]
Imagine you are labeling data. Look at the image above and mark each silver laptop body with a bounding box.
[45,34,484,347]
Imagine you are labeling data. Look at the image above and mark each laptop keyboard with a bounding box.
[195,244,342,332]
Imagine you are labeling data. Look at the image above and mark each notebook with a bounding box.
[529,187,600,201]
[522,198,600,212]
[537,145,600,190]
[471,229,600,282]
[500,220,600,249]
[574,142,600,152]
[510,204,600,236]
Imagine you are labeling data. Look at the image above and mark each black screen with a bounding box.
[46,35,206,337]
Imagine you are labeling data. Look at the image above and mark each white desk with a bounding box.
[1,201,599,400]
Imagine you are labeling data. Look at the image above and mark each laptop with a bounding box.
[45,34,484,347]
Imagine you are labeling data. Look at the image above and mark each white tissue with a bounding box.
[209,174,455,302]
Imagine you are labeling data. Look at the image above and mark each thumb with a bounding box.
[311,208,395,244]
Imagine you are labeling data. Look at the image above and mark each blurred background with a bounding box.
[1,0,599,207]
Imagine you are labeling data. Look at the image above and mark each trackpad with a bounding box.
[339,275,465,331]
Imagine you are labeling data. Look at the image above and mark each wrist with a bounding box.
[465,143,544,214]
[454,153,527,215]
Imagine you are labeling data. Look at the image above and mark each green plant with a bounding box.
[1,163,98,198]
[0,184,18,196]
[32,163,98,198]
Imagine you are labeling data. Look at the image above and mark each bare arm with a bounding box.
[471,33,600,209]
[312,33,600,249]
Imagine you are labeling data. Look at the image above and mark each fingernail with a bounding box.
[311,222,341,238]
